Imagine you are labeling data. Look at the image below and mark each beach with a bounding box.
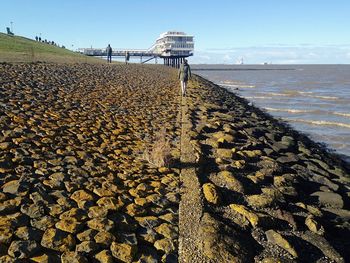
[1,62,350,262]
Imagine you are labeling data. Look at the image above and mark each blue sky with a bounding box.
[1,0,350,64]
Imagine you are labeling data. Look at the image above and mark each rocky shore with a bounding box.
[0,63,349,262]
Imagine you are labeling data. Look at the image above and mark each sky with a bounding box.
[1,0,350,64]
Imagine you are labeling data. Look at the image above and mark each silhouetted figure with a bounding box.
[106,44,112,63]
[178,59,191,96]
[38,37,41,42]
[125,51,130,64]
[35,36,38,41]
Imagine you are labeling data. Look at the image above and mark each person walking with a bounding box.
[106,44,112,63]
[178,59,191,96]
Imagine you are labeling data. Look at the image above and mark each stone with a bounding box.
[154,238,175,254]
[138,227,158,243]
[203,183,220,205]
[238,150,262,158]
[94,231,116,246]
[219,171,244,193]
[2,180,20,194]
[0,255,16,262]
[216,148,233,159]
[305,215,324,235]
[75,240,99,254]
[159,213,176,223]
[110,242,137,262]
[246,194,275,208]
[125,203,146,216]
[93,187,114,197]
[30,253,61,263]
[154,223,178,239]
[77,229,97,242]
[88,206,109,218]
[312,175,339,191]
[95,249,114,263]
[87,218,114,231]
[8,240,40,259]
[97,197,124,211]
[276,154,299,164]
[31,215,56,231]
[0,197,22,213]
[322,208,350,220]
[116,232,137,245]
[20,203,45,218]
[301,231,344,263]
[134,216,160,228]
[0,226,13,244]
[41,228,75,252]
[55,217,82,233]
[71,190,94,204]
[281,136,295,147]
[265,230,298,258]
[61,251,88,263]
[231,159,246,169]
[311,191,344,208]
[15,226,42,241]
[230,204,259,227]
[59,208,88,221]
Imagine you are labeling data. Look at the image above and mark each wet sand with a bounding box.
[0,63,349,262]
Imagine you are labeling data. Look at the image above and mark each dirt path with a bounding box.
[178,95,211,263]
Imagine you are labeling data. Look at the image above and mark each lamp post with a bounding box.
[10,21,13,33]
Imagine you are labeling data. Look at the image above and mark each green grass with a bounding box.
[0,33,104,63]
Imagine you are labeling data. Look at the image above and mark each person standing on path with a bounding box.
[106,44,112,63]
[178,59,191,96]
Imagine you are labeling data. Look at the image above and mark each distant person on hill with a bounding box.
[178,59,191,96]
[125,51,130,64]
[106,44,112,63]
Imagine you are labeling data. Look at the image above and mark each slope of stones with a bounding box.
[182,76,350,262]
[0,63,181,262]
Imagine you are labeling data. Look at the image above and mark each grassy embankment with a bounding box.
[0,33,104,63]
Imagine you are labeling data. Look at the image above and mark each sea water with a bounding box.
[192,64,350,160]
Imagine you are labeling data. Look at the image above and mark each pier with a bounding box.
[78,31,194,68]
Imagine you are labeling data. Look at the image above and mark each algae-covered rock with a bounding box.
[154,238,175,254]
[8,240,40,259]
[246,194,275,208]
[110,242,137,262]
[97,197,124,211]
[238,150,262,158]
[87,218,114,231]
[95,249,114,263]
[265,229,298,258]
[94,231,115,246]
[61,251,88,263]
[216,148,234,159]
[154,223,178,239]
[219,171,244,193]
[305,215,324,235]
[230,204,259,227]
[301,231,344,263]
[41,228,75,252]
[203,183,220,205]
[55,217,82,234]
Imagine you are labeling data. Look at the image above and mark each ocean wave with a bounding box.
[306,95,339,100]
[332,112,350,118]
[264,92,293,97]
[286,119,350,129]
[264,107,315,113]
[220,83,256,88]
[245,96,270,99]
[299,91,313,94]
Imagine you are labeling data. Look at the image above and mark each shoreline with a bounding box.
[0,62,349,262]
